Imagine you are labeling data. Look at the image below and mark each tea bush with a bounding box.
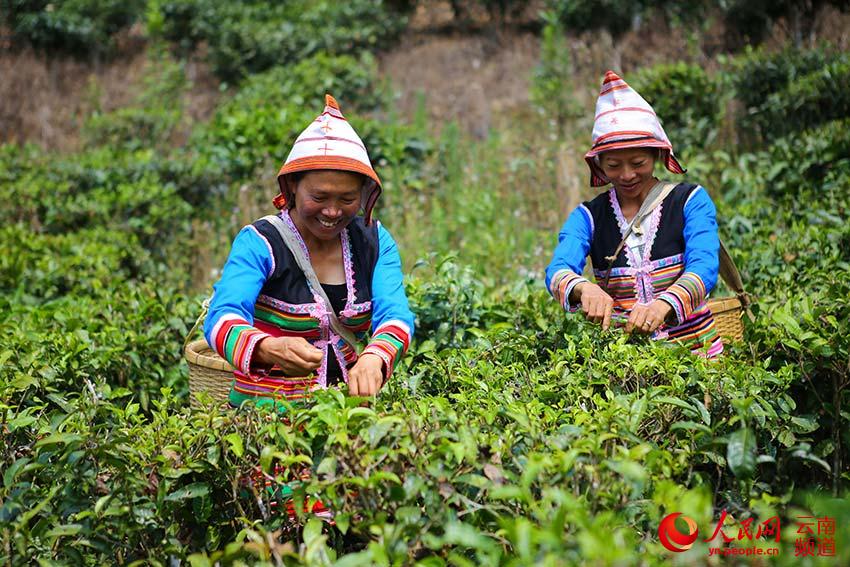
[2,309,843,563]
[729,46,836,117]
[547,0,644,39]
[727,46,848,144]
[754,58,850,139]
[153,0,411,81]
[1,31,849,567]
[4,0,145,56]
[193,52,387,183]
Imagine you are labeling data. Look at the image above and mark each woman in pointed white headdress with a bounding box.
[545,71,723,357]
[205,94,415,408]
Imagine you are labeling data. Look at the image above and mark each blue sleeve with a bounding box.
[370,223,415,337]
[544,205,593,309]
[361,222,414,379]
[203,226,273,348]
[682,186,719,293]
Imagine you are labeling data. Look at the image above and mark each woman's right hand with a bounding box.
[574,282,615,330]
[253,336,323,375]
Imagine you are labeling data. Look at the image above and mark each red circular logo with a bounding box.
[659,513,699,552]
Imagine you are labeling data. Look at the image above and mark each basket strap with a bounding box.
[183,295,212,351]
[718,239,749,308]
[262,214,360,352]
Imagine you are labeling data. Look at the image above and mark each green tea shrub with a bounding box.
[152,0,410,82]
[753,59,850,139]
[631,62,719,154]
[154,0,207,50]
[0,226,156,300]
[82,106,183,151]
[709,118,850,203]
[721,0,850,49]
[406,257,489,352]
[546,0,643,39]
[3,14,850,563]
[194,53,387,182]
[350,117,431,207]
[2,283,193,408]
[1,317,823,563]
[1,148,196,255]
[5,0,145,56]
[727,46,846,143]
[729,47,833,113]
[703,118,850,492]
[544,0,711,41]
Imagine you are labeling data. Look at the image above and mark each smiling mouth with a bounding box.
[318,218,341,228]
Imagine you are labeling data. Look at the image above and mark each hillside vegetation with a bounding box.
[1,1,849,565]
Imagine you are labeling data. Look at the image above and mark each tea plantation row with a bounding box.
[1,33,849,567]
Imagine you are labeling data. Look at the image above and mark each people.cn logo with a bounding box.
[659,513,699,552]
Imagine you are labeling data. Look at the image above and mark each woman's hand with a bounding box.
[347,353,385,396]
[574,282,615,330]
[625,300,673,334]
[253,336,323,375]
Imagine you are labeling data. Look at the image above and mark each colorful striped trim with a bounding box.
[277,156,381,188]
[593,130,657,146]
[362,320,411,380]
[317,109,346,121]
[663,305,723,358]
[210,314,270,376]
[255,304,320,334]
[549,269,588,311]
[231,371,319,401]
[257,294,316,315]
[657,272,707,325]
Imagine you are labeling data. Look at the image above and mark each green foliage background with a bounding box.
[2,1,850,565]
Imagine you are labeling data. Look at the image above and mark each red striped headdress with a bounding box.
[276,94,382,224]
[584,71,685,187]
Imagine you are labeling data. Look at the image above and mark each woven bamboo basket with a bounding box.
[184,339,234,408]
[707,295,745,343]
[182,298,234,408]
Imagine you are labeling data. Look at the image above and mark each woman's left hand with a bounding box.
[625,300,673,335]
[347,353,386,396]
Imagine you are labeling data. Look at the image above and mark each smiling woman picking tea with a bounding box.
[204,94,415,408]
[545,71,723,357]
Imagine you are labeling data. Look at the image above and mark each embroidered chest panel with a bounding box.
[584,182,697,270]
[250,213,379,336]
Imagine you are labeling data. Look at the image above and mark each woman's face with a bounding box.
[599,148,657,199]
[291,170,363,241]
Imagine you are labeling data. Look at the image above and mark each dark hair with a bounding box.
[284,172,305,210]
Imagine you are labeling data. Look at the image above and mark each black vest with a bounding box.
[251,216,380,304]
[584,183,699,270]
